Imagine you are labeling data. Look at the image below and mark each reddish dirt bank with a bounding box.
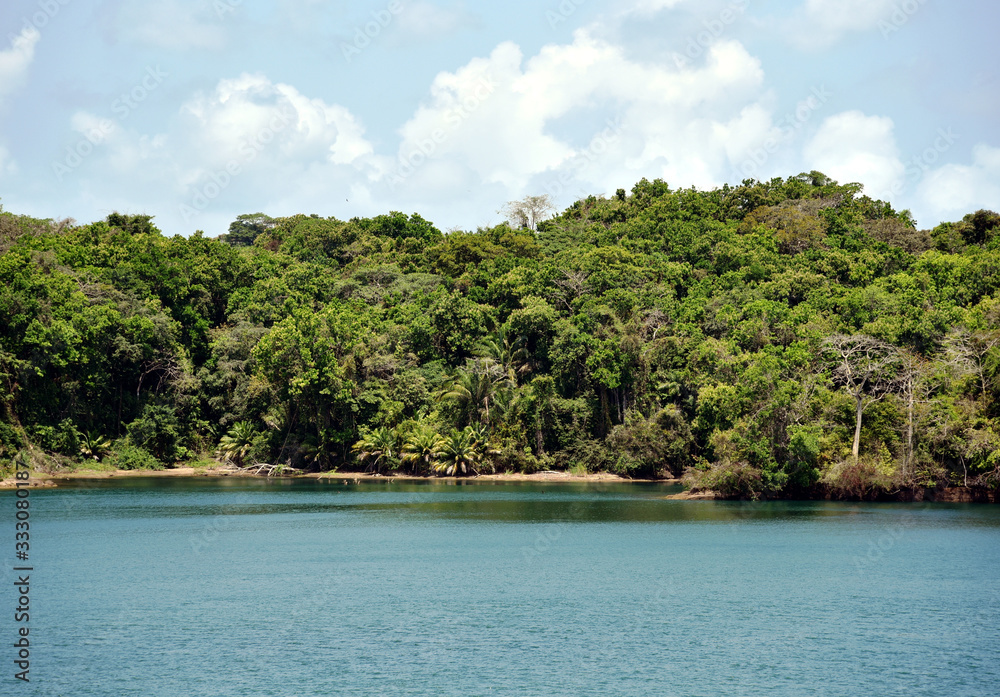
[668,486,1000,503]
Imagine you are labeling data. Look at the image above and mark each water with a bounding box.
[4,478,999,696]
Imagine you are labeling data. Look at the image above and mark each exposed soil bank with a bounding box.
[667,486,1000,503]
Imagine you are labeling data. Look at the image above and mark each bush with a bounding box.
[30,418,80,457]
[125,405,186,462]
[106,442,163,471]
[685,460,765,499]
[0,420,24,459]
[821,454,894,499]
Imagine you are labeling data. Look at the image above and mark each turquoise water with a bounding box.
[4,478,999,696]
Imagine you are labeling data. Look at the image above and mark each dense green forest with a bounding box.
[1,172,998,497]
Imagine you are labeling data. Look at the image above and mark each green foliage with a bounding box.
[126,404,186,462]
[2,176,998,495]
[216,421,258,467]
[225,213,276,247]
[106,441,163,470]
[79,431,112,461]
[434,427,480,476]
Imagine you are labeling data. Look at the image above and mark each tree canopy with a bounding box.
[1,180,998,498]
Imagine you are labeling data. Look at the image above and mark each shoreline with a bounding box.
[2,467,996,502]
[0,466,679,489]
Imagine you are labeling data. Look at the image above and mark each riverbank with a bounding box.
[2,467,996,502]
[664,486,1000,503]
[0,466,677,489]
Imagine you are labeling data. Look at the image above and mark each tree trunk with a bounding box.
[599,388,610,437]
[853,395,863,463]
[905,379,914,480]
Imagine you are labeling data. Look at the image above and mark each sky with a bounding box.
[0,0,998,236]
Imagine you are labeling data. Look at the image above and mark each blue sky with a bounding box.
[1,0,997,236]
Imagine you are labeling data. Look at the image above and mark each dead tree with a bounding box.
[822,334,900,463]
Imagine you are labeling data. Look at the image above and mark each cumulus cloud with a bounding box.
[179,73,372,170]
[54,73,376,231]
[803,111,904,196]
[388,29,771,200]
[0,27,40,102]
[915,143,1000,223]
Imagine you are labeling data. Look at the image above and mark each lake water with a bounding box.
[5,478,999,696]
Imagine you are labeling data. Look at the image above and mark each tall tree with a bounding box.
[822,334,900,463]
[501,195,555,231]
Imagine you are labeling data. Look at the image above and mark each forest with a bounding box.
[1,172,998,498]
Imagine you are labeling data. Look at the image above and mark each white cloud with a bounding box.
[915,143,1000,223]
[787,0,901,49]
[389,30,771,199]
[803,111,904,196]
[178,73,373,171]
[0,27,40,101]
[618,0,690,19]
[54,73,376,231]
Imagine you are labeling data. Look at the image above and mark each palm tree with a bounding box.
[216,421,257,468]
[434,428,479,476]
[476,327,530,385]
[79,431,111,461]
[300,428,339,470]
[351,426,398,474]
[401,424,445,475]
[438,359,510,426]
[466,422,500,473]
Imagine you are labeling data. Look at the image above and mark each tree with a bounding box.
[351,426,398,474]
[225,213,276,247]
[944,327,1000,398]
[434,428,479,476]
[216,421,257,468]
[822,335,900,463]
[475,327,529,386]
[438,360,507,426]
[894,349,933,480]
[401,424,445,475]
[501,195,555,231]
[79,430,111,461]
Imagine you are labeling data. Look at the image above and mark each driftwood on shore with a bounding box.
[218,461,304,476]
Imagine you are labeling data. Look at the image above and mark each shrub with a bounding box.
[106,442,163,471]
[685,460,765,499]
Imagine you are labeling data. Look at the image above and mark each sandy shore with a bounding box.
[0,466,683,489]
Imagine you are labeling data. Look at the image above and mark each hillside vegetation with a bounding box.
[1,172,998,498]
